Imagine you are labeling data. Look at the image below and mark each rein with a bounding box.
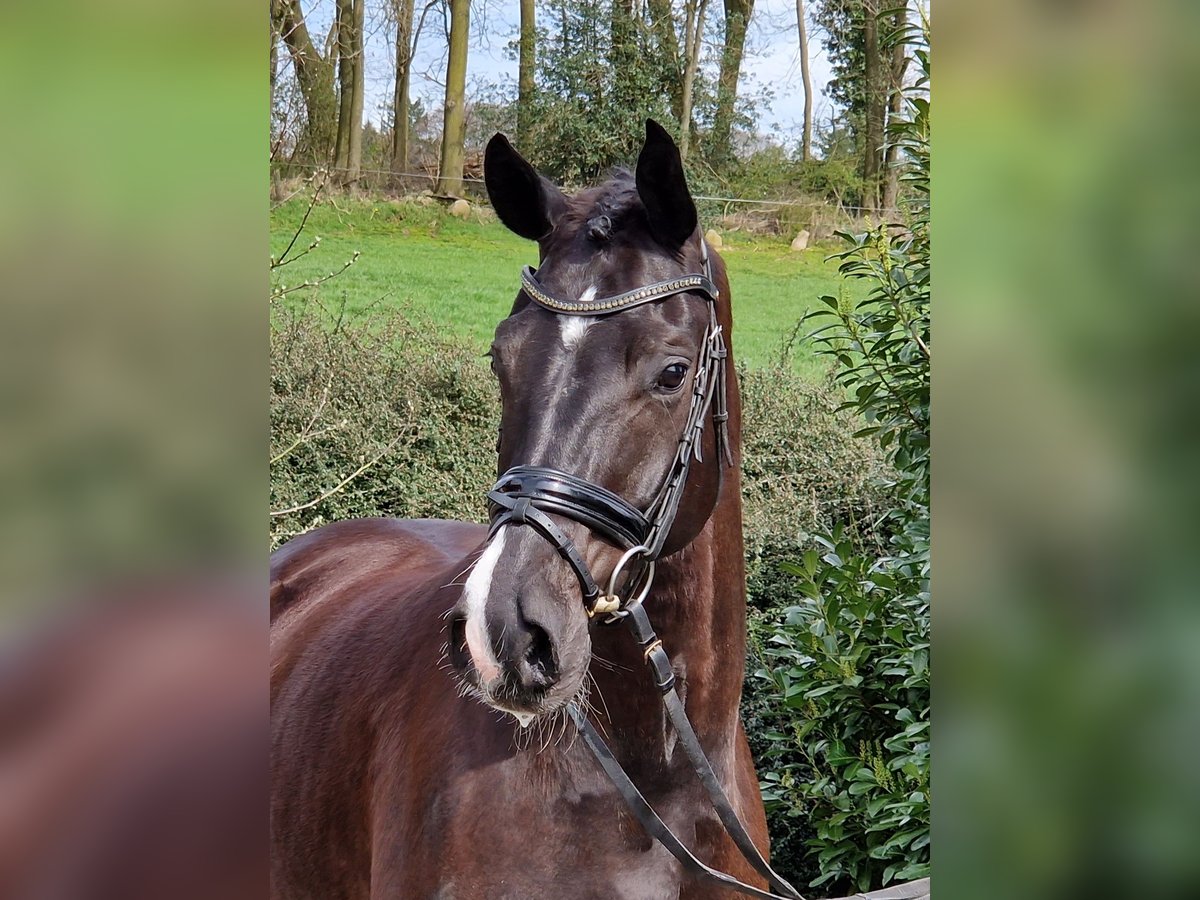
[485,237,805,900]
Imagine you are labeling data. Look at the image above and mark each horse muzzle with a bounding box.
[447,526,592,719]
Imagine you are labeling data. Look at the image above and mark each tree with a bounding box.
[436,0,470,196]
[522,0,674,182]
[880,6,910,212]
[679,0,710,162]
[646,0,683,123]
[711,0,755,167]
[608,0,639,124]
[517,0,536,147]
[795,0,813,161]
[270,3,279,116]
[273,0,338,163]
[391,0,416,179]
[333,0,365,183]
[811,0,910,210]
[862,0,883,211]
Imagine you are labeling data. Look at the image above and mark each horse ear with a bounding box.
[484,133,566,241]
[635,119,698,249]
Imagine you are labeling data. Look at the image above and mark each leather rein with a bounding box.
[485,237,805,900]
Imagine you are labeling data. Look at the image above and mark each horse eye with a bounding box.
[657,362,689,392]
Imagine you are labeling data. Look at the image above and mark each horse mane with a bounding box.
[560,170,642,244]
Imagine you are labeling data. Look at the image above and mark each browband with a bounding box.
[520,265,719,316]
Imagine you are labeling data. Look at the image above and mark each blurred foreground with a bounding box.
[938,0,1200,897]
[0,3,266,898]
[1,583,264,900]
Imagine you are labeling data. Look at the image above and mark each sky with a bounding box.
[299,0,836,148]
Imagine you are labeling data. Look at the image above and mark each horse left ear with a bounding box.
[485,133,566,242]
[635,119,698,250]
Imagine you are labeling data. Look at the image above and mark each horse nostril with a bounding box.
[523,622,558,687]
[447,615,470,670]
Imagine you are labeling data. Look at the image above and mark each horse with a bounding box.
[270,121,794,900]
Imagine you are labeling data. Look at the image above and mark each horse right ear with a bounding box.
[484,134,566,242]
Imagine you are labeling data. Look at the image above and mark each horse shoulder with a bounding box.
[270,517,485,624]
[270,518,487,900]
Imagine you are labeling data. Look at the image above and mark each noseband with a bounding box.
[487,238,731,620]
[482,236,805,900]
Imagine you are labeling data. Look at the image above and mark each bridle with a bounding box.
[488,237,732,620]
[484,235,806,900]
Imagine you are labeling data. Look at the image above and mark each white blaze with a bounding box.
[560,313,592,350]
[462,528,506,684]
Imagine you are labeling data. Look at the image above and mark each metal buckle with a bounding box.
[586,545,655,622]
[588,594,622,618]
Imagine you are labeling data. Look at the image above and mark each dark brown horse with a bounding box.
[271,122,776,899]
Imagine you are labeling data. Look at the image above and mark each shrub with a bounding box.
[739,366,890,616]
[752,22,931,895]
[269,306,499,547]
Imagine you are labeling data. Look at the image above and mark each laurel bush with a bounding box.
[751,24,931,894]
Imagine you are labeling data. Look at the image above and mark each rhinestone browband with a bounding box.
[519,266,719,315]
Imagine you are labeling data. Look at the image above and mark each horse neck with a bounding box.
[587,263,745,759]
[587,457,747,757]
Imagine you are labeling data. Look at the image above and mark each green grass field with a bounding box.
[270,197,848,376]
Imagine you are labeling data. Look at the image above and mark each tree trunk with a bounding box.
[269,2,278,117]
[517,0,536,147]
[679,0,710,163]
[795,0,813,162]
[346,0,364,183]
[391,0,416,180]
[333,0,352,174]
[862,0,885,213]
[881,6,909,213]
[436,0,470,196]
[274,0,337,164]
[647,0,683,123]
[712,0,755,167]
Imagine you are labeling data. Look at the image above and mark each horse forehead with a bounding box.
[538,250,647,298]
[513,301,679,355]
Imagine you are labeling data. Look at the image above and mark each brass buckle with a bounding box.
[588,594,622,618]
[586,545,655,621]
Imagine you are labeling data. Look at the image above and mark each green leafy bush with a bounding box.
[752,23,930,895]
[739,366,889,617]
[269,305,499,547]
[754,524,929,894]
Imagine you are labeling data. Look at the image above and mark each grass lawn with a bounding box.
[270,196,849,376]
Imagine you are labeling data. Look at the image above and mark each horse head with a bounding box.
[447,120,731,724]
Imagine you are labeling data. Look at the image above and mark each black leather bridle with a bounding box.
[488,238,732,620]
[485,236,806,900]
